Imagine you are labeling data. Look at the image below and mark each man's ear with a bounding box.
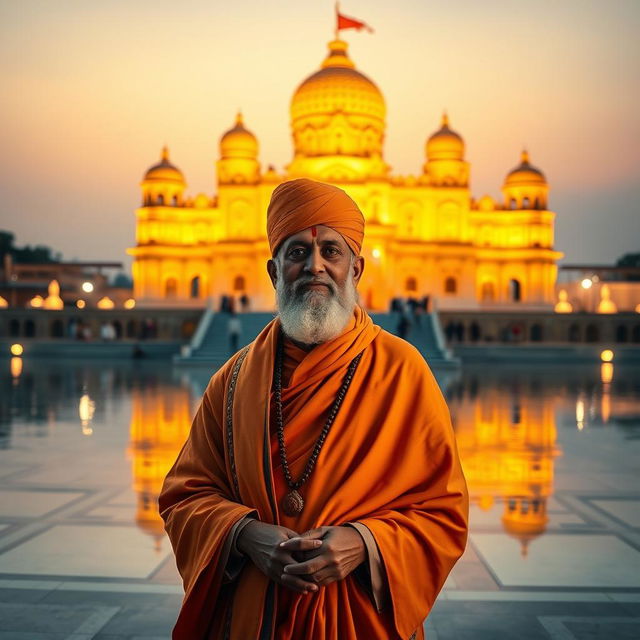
[267,258,278,290]
[352,255,365,286]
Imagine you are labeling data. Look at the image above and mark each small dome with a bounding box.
[220,112,258,159]
[143,147,185,184]
[505,150,546,186]
[426,112,465,161]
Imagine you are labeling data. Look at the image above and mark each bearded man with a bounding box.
[159,178,469,640]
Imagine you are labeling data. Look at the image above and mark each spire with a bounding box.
[235,110,244,127]
[441,110,449,128]
[521,148,530,165]
[161,145,169,163]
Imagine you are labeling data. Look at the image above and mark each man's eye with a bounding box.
[288,248,306,259]
[324,247,339,256]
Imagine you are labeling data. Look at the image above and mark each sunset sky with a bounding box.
[1,0,638,272]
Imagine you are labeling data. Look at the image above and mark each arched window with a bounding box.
[24,319,36,338]
[9,319,20,337]
[172,195,178,206]
[568,324,580,342]
[444,277,457,294]
[126,320,137,338]
[481,281,495,301]
[50,319,64,338]
[470,322,481,342]
[632,325,640,343]
[523,197,530,208]
[616,325,628,343]
[405,277,417,293]
[157,194,164,205]
[233,275,246,292]
[510,198,517,210]
[509,279,521,302]
[530,324,543,342]
[533,197,540,210]
[165,277,178,298]
[190,276,200,299]
[585,324,599,343]
[112,321,122,339]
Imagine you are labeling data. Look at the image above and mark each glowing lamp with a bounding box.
[0,296,8,308]
[124,298,136,309]
[82,282,94,293]
[636,303,640,313]
[600,349,614,363]
[76,299,86,309]
[581,278,592,289]
[10,343,23,356]
[97,296,115,309]
[30,295,44,308]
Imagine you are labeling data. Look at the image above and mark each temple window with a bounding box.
[190,276,200,299]
[233,275,246,292]
[405,277,417,293]
[509,279,521,302]
[444,277,457,294]
[165,277,178,298]
[481,281,495,301]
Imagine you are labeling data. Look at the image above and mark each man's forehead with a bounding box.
[283,225,347,246]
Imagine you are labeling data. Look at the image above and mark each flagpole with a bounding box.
[335,1,339,39]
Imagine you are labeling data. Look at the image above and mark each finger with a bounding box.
[279,537,323,551]
[283,558,327,575]
[299,527,328,540]
[279,573,319,594]
[309,566,339,587]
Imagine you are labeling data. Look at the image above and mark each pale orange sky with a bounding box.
[1,0,639,271]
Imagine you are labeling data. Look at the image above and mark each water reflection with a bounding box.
[446,370,561,555]
[2,358,640,554]
[128,383,193,549]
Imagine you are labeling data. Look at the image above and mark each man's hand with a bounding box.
[279,526,366,589]
[236,520,323,594]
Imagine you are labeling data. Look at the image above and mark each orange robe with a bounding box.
[159,307,469,639]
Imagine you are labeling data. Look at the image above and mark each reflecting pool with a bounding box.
[1,359,639,591]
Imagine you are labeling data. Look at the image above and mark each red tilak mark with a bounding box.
[311,226,317,238]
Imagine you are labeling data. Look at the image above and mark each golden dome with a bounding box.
[505,150,546,186]
[291,40,385,124]
[220,111,258,159]
[143,147,185,184]
[426,112,465,161]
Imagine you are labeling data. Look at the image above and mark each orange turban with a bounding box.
[266,178,365,256]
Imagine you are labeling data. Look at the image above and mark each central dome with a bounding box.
[291,40,385,125]
[288,40,388,181]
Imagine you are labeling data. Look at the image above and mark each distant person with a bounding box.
[240,293,250,312]
[82,325,92,341]
[397,313,411,340]
[227,312,242,354]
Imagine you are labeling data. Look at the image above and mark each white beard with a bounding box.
[276,274,358,345]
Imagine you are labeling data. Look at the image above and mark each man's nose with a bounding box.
[304,246,325,274]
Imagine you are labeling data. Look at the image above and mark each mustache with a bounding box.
[292,277,337,296]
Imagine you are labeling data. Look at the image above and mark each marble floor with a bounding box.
[0,359,639,639]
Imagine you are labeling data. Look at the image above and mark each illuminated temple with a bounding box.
[129,38,563,311]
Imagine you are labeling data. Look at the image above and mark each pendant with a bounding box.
[282,489,304,516]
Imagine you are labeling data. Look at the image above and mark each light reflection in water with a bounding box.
[10,357,22,379]
[78,394,96,435]
[128,384,193,551]
[447,376,561,557]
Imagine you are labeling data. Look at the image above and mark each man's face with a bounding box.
[267,225,365,344]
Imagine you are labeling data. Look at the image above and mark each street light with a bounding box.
[82,282,94,293]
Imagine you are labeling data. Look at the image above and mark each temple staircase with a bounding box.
[175,310,458,368]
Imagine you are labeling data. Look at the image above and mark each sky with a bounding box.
[1,0,639,272]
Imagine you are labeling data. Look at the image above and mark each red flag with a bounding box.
[336,9,374,33]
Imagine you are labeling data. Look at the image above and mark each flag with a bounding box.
[336,5,374,33]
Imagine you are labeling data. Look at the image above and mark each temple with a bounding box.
[128,38,562,311]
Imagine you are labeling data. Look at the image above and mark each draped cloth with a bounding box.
[159,306,469,639]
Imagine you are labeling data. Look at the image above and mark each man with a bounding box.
[159,178,469,640]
